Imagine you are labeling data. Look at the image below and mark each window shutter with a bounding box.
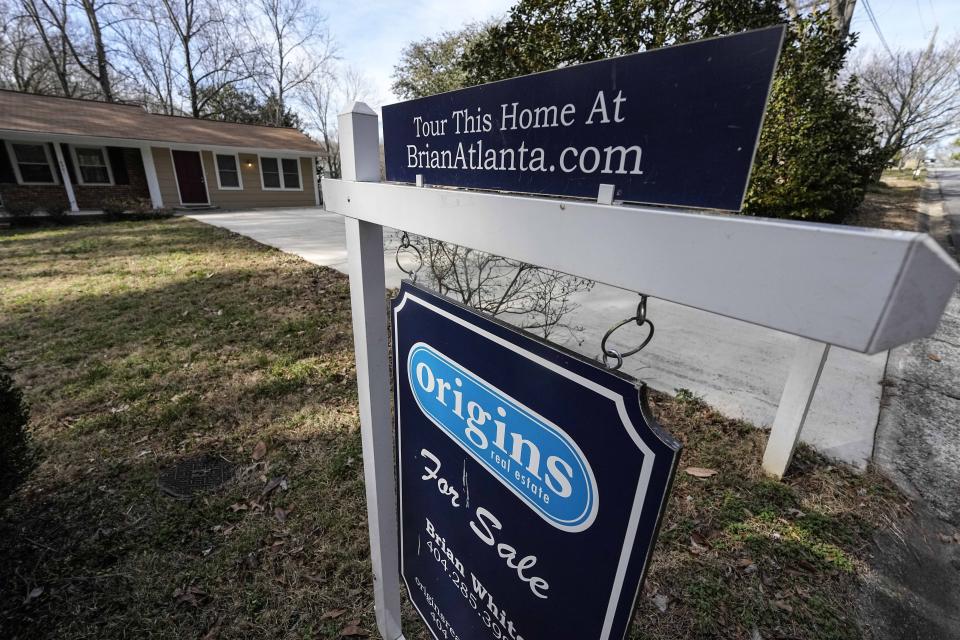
[107,147,130,185]
[0,140,15,184]
[59,144,77,184]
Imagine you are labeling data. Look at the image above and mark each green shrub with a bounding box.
[44,202,69,222]
[741,13,885,221]
[0,365,34,500]
[101,197,129,220]
[101,198,173,221]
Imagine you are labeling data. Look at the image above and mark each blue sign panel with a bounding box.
[382,26,784,212]
[394,281,681,640]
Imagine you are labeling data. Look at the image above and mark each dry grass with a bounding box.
[0,219,372,639]
[0,219,905,640]
[635,391,905,640]
[844,172,925,232]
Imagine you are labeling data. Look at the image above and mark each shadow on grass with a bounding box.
[631,392,906,640]
[0,219,384,639]
[0,219,907,640]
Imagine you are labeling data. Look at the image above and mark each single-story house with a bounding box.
[0,89,323,213]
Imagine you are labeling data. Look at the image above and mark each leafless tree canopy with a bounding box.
[241,0,336,126]
[0,0,350,133]
[399,234,594,343]
[785,0,857,36]
[856,34,960,161]
[300,64,380,179]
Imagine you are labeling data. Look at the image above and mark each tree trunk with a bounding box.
[80,0,113,101]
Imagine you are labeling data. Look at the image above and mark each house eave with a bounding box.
[0,128,321,157]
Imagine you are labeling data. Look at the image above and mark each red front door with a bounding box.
[172,150,208,204]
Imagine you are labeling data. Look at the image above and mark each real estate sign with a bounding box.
[382,26,785,211]
[393,282,681,640]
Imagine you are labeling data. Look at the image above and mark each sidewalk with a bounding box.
[858,170,960,639]
[874,173,960,523]
[188,207,886,469]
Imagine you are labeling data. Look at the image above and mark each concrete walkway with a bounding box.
[188,207,888,468]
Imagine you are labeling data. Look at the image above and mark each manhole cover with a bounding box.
[157,454,236,498]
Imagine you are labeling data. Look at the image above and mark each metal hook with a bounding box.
[395,231,423,282]
[600,295,654,370]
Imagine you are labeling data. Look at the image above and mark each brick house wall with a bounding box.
[0,143,150,211]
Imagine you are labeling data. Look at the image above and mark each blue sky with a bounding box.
[328,0,960,109]
[853,0,959,53]
[326,0,514,107]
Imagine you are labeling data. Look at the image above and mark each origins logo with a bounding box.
[407,343,598,532]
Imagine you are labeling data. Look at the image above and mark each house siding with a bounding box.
[151,147,181,207]
[201,152,315,208]
[150,147,315,209]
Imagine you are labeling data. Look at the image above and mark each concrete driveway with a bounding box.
[188,207,886,468]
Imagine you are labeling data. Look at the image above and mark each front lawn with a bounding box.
[0,219,904,639]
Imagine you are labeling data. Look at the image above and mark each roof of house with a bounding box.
[0,90,321,153]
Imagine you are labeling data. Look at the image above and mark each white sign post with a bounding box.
[328,102,960,640]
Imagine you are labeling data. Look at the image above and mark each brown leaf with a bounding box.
[927,353,942,362]
[339,620,369,637]
[737,557,754,568]
[794,558,818,572]
[689,533,709,555]
[202,621,222,640]
[771,599,793,613]
[251,440,267,461]
[229,502,248,512]
[684,466,718,478]
[322,608,348,619]
[261,476,285,496]
[173,585,207,607]
[274,506,292,523]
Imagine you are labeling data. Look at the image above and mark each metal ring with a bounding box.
[601,349,624,370]
[601,316,654,360]
[600,292,655,370]
[395,233,422,282]
[635,295,648,324]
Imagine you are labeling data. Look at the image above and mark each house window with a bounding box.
[281,158,300,189]
[6,142,57,185]
[215,154,242,189]
[259,156,301,190]
[71,146,112,185]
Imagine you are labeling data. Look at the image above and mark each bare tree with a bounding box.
[300,72,339,177]
[0,4,58,92]
[786,0,857,36]
[300,65,377,179]
[114,0,178,112]
[338,65,377,106]
[20,0,117,100]
[400,235,594,342]
[856,34,960,165]
[157,0,252,118]
[20,0,75,95]
[73,0,115,100]
[242,0,335,126]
